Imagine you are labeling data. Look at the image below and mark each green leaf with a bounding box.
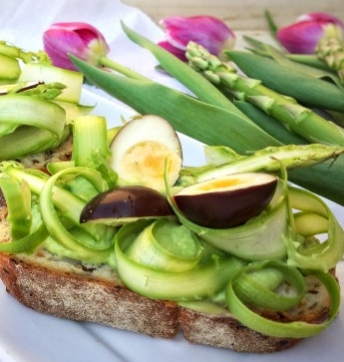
[226,50,344,112]
[120,22,252,120]
[70,55,281,154]
[286,54,332,71]
[243,37,344,90]
[289,156,344,205]
[264,10,279,38]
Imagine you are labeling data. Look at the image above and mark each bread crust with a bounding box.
[0,252,179,339]
[1,246,332,353]
[179,307,299,353]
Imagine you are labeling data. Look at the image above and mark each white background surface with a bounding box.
[1,1,344,361]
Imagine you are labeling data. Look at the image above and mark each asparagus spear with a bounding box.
[186,42,344,147]
[179,143,344,184]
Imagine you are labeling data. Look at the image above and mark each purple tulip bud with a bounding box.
[276,12,344,54]
[43,22,110,71]
[159,15,235,58]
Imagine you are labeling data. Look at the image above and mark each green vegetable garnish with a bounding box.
[0,33,343,342]
[226,264,340,338]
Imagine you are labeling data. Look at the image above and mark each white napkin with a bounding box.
[1,0,191,90]
[1,0,161,48]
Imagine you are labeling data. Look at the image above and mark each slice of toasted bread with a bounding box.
[0,198,333,353]
[0,144,334,353]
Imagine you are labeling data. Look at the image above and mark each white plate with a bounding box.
[0,88,344,362]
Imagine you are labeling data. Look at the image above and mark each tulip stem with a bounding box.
[98,56,149,81]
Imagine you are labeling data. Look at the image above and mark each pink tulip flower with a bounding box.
[276,12,344,54]
[158,16,235,58]
[43,22,110,71]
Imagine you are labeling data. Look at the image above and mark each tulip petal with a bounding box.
[43,30,82,70]
[43,22,109,71]
[157,41,187,61]
[277,21,330,53]
[276,12,344,54]
[296,12,344,28]
[160,16,235,55]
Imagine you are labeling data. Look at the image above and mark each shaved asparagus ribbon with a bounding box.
[0,170,48,253]
[172,163,344,270]
[1,163,341,338]
[0,222,48,254]
[39,166,116,263]
[0,95,67,160]
[1,163,115,262]
[114,188,341,337]
[115,218,247,300]
[0,175,31,239]
[0,173,48,253]
[0,47,87,160]
[286,186,344,271]
[226,264,340,338]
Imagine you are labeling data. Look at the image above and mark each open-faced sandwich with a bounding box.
[0,104,343,353]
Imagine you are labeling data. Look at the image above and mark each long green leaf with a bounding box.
[328,110,344,127]
[289,156,344,206]
[226,51,344,112]
[120,22,253,122]
[70,55,280,153]
[242,37,343,89]
[244,36,332,71]
[264,10,279,38]
[287,54,333,71]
